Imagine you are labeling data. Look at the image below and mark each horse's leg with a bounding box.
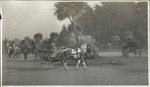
[8,53,11,58]
[126,49,129,57]
[82,57,88,70]
[23,53,26,60]
[83,62,88,70]
[134,50,137,57]
[9,50,12,58]
[13,52,16,58]
[64,62,68,70]
[33,52,35,60]
[26,53,28,59]
[12,51,14,58]
[76,60,81,70]
[14,52,17,58]
[121,49,125,57]
[23,52,28,61]
[126,52,129,58]
[139,49,142,58]
[35,53,37,60]
[63,59,69,70]
[33,53,36,61]
[16,53,18,58]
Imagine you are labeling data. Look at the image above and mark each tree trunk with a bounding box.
[72,17,80,48]
[73,23,80,47]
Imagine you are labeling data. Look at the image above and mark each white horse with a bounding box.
[61,44,94,70]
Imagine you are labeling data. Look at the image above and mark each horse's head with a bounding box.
[82,44,95,59]
[87,44,94,53]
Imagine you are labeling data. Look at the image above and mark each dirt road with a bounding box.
[2,52,148,85]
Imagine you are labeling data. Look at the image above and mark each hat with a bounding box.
[51,43,55,46]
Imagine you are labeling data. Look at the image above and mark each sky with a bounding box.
[2,1,102,40]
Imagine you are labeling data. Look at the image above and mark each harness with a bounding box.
[63,44,93,60]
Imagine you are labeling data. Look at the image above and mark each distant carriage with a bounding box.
[8,46,21,58]
[3,41,21,58]
[119,38,142,58]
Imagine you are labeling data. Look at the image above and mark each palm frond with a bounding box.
[54,2,87,21]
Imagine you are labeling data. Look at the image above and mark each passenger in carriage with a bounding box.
[47,38,56,50]
[50,43,56,50]
[126,38,137,49]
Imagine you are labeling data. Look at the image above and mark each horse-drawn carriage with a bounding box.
[2,41,22,58]
[35,49,64,70]
[34,44,95,70]
[119,38,142,58]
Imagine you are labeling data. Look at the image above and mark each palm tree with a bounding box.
[54,2,87,47]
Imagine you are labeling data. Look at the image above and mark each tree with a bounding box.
[54,2,87,47]
[56,25,68,47]
[67,23,82,34]
[42,38,49,49]
[14,38,21,46]
[34,33,43,42]
[66,32,95,48]
[34,33,43,49]
[49,32,59,44]
[76,2,147,48]
[134,2,147,48]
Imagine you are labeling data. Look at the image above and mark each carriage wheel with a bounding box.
[122,49,126,57]
[124,49,129,58]
[132,48,142,58]
[35,54,52,70]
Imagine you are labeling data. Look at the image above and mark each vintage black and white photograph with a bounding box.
[1,0,148,86]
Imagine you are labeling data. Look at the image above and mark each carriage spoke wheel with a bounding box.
[35,54,52,70]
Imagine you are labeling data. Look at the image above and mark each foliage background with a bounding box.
[56,2,147,49]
